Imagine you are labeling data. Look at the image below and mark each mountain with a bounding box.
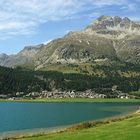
[0,53,9,65]
[0,16,140,96]
[33,16,140,70]
[0,44,43,67]
[0,16,140,70]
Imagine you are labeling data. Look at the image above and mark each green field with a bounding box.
[18,113,140,140]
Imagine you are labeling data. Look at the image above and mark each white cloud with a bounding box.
[0,0,84,39]
[127,3,137,11]
[91,0,126,7]
[0,0,139,39]
[43,39,52,45]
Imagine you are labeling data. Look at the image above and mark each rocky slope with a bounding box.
[0,16,140,69]
[33,16,140,70]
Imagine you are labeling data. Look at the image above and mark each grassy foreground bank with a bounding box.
[0,98,140,103]
[16,112,140,140]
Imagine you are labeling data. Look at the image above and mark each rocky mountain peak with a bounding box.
[97,15,113,21]
[84,16,140,38]
[0,44,42,67]
[18,44,42,57]
[23,44,44,50]
[94,15,132,26]
[0,53,8,58]
[123,17,131,23]
[33,16,140,69]
[97,16,131,24]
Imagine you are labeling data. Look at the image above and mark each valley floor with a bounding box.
[15,112,140,140]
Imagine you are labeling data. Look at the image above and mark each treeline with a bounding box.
[0,64,139,96]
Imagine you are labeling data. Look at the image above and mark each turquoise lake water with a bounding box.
[0,102,139,135]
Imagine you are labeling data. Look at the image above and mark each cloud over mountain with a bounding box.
[0,0,139,39]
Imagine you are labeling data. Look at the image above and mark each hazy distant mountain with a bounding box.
[0,16,140,69]
[0,44,43,67]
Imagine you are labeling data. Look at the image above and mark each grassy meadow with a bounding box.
[17,113,140,140]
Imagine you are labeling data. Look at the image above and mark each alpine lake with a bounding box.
[0,101,139,138]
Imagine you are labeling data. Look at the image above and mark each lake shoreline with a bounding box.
[0,98,140,103]
[1,104,140,140]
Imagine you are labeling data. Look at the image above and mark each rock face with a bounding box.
[0,16,140,69]
[33,16,140,69]
[85,16,140,38]
[0,44,42,67]
[0,53,9,66]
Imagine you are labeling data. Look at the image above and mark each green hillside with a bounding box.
[0,63,139,97]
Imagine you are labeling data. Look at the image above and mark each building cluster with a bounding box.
[0,87,137,100]
[23,89,107,99]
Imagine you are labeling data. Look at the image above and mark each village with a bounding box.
[0,87,137,101]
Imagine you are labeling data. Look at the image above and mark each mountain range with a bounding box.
[0,16,140,70]
[0,16,140,97]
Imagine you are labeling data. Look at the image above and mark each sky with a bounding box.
[0,0,140,54]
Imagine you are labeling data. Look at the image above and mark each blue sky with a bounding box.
[0,0,140,54]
